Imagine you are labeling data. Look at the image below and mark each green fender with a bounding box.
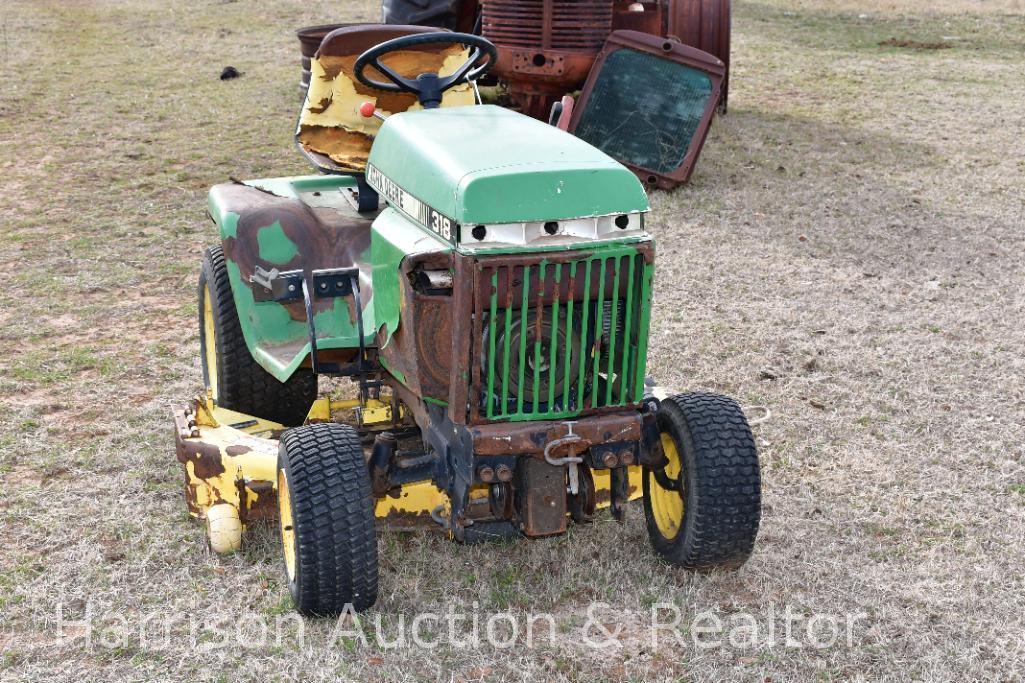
[207,175,377,383]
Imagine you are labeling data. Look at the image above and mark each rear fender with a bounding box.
[206,176,376,382]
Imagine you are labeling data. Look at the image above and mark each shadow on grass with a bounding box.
[234,502,670,614]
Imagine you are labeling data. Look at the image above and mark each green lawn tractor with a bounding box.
[173,27,760,616]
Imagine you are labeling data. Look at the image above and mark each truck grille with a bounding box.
[481,0,613,51]
[472,244,653,422]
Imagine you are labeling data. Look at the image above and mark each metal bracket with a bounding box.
[252,265,377,398]
[251,266,303,303]
[299,268,367,379]
[610,466,629,523]
[310,270,355,298]
[253,266,358,304]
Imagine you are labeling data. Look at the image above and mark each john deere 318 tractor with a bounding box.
[174,26,760,616]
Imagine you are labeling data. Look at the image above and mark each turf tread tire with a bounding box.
[643,392,761,570]
[278,423,378,615]
[198,245,316,426]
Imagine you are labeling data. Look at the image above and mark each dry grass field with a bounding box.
[2,0,1024,680]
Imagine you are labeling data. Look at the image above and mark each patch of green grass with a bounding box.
[863,522,902,537]
[263,593,294,617]
[1,650,25,671]
[10,354,69,385]
[487,567,520,609]
[96,645,140,663]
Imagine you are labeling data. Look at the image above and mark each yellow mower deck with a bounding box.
[173,393,643,551]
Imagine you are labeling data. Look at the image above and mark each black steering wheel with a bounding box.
[353,32,498,109]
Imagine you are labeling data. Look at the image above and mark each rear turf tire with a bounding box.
[198,244,317,426]
[643,392,761,570]
[277,423,379,615]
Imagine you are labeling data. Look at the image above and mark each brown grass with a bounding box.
[2,0,1025,680]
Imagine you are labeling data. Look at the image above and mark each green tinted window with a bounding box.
[574,49,713,174]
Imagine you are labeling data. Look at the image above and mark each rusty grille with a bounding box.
[471,246,653,422]
[481,0,614,51]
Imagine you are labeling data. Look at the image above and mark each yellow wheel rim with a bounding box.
[278,469,297,582]
[649,432,684,540]
[202,286,219,399]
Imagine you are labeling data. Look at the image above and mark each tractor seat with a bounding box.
[297,24,476,175]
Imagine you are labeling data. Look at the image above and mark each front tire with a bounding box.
[198,244,317,426]
[643,392,761,570]
[277,423,379,615]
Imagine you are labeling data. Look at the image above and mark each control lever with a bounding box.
[359,101,389,122]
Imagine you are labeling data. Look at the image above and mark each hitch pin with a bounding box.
[566,445,580,496]
[544,422,584,495]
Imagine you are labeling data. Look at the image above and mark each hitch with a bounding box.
[544,421,587,495]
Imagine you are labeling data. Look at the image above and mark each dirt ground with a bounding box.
[1,0,1024,681]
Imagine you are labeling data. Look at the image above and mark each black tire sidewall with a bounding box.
[196,244,317,426]
[642,392,761,570]
[197,252,231,404]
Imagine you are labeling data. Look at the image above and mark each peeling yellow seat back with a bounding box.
[297,25,475,173]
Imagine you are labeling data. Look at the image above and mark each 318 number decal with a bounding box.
[430,210,452,240]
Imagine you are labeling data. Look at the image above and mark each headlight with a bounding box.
[460,212,645,248]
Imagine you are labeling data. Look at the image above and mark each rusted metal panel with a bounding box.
[568,29,725,189]
[467,242,656,270]
[211,181,377,372]
[612,0,664,35]
[516,457,568,536]
[470,410,643,455]
[296,23,351,94]
[173,402,280,521]
[481,0,615,119]
[466,249,487,422]
[667,0,731,111]
[447,251,475,425]
[378,251,457,403]
[475,245,653,308]
[467,243,654,424]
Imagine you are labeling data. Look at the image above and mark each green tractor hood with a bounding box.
[366,105,650,226]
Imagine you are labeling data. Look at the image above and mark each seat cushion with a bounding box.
[297,24,475,173]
